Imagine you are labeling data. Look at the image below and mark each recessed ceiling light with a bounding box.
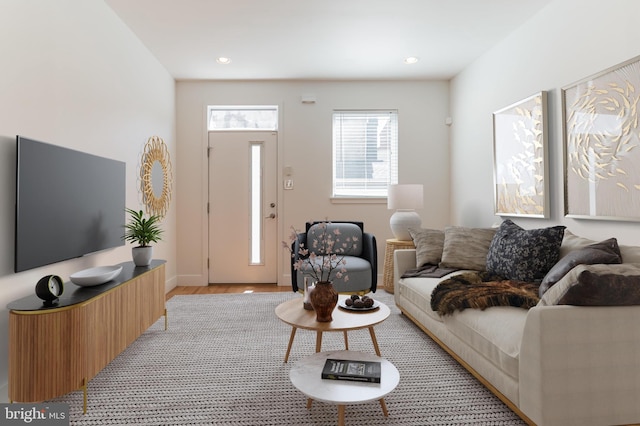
[404,56,419,65]
[216,57,232,65]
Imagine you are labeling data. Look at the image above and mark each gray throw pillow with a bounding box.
[408,228,444,267]
[439,226,496,271]
[486,219,565,282]
[539,238,622,297]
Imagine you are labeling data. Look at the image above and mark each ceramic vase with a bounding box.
[309,281,338,322]
[132,246,153,267]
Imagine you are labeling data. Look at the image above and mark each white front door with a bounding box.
[208,131,278,283]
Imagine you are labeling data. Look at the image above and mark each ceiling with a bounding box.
[104,0,553,81]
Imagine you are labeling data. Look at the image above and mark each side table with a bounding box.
[290,350,400,426]
[382,238,415,293]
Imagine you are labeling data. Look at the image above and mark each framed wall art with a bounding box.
[563,55,640,221]
[492,91,549,218]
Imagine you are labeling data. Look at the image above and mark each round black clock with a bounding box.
[35,275,64,305]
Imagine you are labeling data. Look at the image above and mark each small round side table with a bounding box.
[382,238,415,293]
[290,350,400,426]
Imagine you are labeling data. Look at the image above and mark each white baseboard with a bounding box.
[165,275,178,293]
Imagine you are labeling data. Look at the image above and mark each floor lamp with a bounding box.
[388,184,423,241]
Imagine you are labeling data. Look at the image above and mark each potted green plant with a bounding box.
[123,208,163,266]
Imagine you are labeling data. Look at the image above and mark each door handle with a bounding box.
[265,213,276,219]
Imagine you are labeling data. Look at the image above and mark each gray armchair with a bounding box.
[290,221,377,293]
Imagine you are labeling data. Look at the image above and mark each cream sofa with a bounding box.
[393,229,640,426]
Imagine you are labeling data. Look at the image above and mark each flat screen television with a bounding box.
[15,136,126,272]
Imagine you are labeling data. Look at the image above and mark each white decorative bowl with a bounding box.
[70,265,123,286]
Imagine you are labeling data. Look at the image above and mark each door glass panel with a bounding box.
[250,143,262,264]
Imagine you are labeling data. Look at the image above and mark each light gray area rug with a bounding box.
[50,292,526,425]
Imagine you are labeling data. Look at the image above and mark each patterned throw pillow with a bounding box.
[408,228,444,267]
[539,238,622,297]
[439,226,497,271]
[486,219,565,282]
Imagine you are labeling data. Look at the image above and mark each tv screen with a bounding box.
[15,136,126,272]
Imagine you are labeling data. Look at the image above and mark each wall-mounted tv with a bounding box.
[15,136,126,272]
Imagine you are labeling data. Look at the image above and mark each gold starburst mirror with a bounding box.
[141,135,173,218]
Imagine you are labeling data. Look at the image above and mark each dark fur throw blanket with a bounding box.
[431,271,540,315]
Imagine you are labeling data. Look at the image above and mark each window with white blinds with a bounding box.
[332,110,398,197]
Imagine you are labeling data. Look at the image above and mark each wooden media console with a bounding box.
[7,260,166,413]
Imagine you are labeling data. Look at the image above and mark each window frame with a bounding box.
[331,109,398,200]
[207,105,279,131]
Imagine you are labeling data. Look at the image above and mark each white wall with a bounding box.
[450,0,640,245]
[0,0,177,400]
[176,80,450,286]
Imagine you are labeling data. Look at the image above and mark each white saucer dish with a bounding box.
[70,265,123,286]
[338,299,380,311]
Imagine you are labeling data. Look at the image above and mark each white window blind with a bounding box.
[332,110,398,197]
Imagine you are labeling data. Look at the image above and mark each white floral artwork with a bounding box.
[563,56,640,221]
[493,92,548,218]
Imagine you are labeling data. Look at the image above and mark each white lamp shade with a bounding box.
[387,184,424,210]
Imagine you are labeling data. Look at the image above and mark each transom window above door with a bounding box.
[207,105,278,131]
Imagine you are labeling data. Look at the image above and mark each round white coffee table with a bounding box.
[290,350,400,426]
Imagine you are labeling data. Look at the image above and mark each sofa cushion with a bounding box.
[307,222,362,256]
[408,228,444,267]
[559,230,597,259]
[560,230,640,264]
[620,244,640,263]
[539,238,622,297]
[398,277,446,323]
[439,226,496,271]
[398,270,468,323]
[442,306,527,380]
[486,219,565,282]
[538,263,640,306]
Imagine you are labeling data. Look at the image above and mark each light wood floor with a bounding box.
[166,283,291,301]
